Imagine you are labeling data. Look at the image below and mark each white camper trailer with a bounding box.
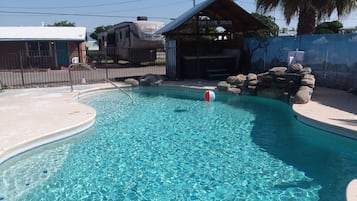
[98,17,165,63]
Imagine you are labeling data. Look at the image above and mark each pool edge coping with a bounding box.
[0,115,96,165]
[0,85,122,165]
[292,107,357,140]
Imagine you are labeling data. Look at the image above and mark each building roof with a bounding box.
[0,26,86,41]
[156,0,265,35]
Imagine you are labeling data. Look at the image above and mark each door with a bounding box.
[55,41,69,67]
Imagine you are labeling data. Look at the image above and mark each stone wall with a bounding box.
[217,63,316,104]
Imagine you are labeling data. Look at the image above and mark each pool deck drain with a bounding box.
[0,81,356,199]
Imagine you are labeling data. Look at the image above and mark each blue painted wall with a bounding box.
[244,34,357,90]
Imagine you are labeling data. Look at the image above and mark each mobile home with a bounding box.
[98,17,165,63]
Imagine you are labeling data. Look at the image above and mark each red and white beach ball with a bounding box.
[204,90,215,102]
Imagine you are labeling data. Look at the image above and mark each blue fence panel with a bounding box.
[246,34,357,72]
[245,34,357,90]
[299,34,356,72]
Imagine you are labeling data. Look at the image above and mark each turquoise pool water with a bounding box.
[1,87,357,200]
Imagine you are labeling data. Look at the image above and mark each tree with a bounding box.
[241,14,278,72]
[250,13,279,37]
[315,21,343,34]
[50,20,75,27]
[256,0,357,35]
[90,25,113,41]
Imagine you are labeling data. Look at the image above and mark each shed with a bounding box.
[0,26,86,69]
[157,0,266,80]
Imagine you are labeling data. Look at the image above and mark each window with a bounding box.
[27,41,50,56]
[107,33,115,45]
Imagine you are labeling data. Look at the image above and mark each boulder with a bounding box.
[227,87,242,94]
[300,74,315,88]
[294,86,313,104]
[247,73,257,81]
[226,76,239,85]
[236,74,247,87]
[139,74,164,86]
[248,79,259,86]
[247,85,257,91]
[269,67,287,75]
[226,74,246,87]
[300,67,312,75]
[217,81,230,91]
[124,78,139,87]
[288,63,303,73]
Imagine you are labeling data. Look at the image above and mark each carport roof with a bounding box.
[156,0,266,35]
[0,26,86,41]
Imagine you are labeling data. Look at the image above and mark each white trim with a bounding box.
[0,26,86,41]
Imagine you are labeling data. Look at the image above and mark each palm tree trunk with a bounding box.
[297,6,316,35]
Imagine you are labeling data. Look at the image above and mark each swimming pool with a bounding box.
[1,87,357,200]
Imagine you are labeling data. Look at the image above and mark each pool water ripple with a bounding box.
[0,143,71,200]
[2,88,356,200]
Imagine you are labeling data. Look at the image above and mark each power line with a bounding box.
[0,0,189,20]
[1,0,143,9]
[0,10,171,20]
[88,0,188,15]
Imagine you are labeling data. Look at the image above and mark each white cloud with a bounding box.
[312,36,328,44]
[348,35,357,42]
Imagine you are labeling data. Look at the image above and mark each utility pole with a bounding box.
[193,0,195,7]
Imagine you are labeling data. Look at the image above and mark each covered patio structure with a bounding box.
[157,0,265,80]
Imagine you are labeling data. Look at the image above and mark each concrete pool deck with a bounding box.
[292,87,357,138]
[0,81,356,199]
[0,83,122,164]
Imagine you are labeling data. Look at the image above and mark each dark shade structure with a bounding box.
[157,0,266,80]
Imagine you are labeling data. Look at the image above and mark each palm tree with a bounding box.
[256,0,357,35]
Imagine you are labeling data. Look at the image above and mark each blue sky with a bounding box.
[1,0,357,33]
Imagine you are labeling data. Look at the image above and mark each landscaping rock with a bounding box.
[218,63,315,104]
[288,63,303,73]
[295,86,313,104]
[139,74,164,86]
[269,67,287,75]
[300,67,312,75]
[226,74,246,87]
[217,81,230,91]
[227,87,242,94]
[236,74,247,87]
[226,76,238,85]
[301,74,316,88]
[124,78,139,87]
[248,79,259,86]
[247,73,257,81]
